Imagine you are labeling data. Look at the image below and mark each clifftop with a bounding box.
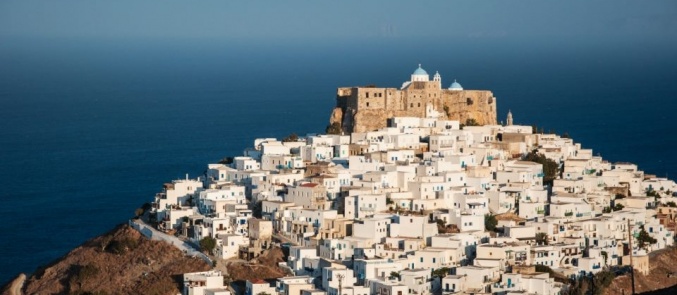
[3,224,210,295]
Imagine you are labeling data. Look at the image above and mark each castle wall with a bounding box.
[331,81,497,134]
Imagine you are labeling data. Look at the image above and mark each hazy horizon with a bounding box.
[2,1,676,47]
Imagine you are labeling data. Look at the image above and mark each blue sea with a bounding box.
[0,37,676,283]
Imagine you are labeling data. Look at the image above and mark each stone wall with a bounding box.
[330,83,497,133]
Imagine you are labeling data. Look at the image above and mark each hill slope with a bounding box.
[605,247,677,295]
[3,224,210,295]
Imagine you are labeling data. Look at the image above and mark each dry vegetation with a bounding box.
[17,224,210,295]
[225,247,289,282]
[605,247,677,295]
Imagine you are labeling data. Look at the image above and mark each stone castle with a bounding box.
[329,64,497,133]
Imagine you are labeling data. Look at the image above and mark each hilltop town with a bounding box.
[53,67,677,295]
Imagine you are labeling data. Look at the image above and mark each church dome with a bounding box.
[412,64,428,76]
[410,64,430,82]
[449,79,463,91]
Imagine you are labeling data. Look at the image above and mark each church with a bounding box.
[330,64,498,133]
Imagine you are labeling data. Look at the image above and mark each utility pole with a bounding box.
[337,273,344,295]
[627,219,636,295]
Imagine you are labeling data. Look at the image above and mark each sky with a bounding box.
[1,0,676,48]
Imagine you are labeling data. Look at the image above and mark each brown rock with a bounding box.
[9,224,209,295]
[605,247,677,295]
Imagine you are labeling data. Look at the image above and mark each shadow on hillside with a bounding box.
[641,284,677,295]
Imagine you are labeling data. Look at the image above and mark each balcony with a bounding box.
[564,212,574,217]
[493,283,516,289]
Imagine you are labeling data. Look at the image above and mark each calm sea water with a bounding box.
[0,38,675,283]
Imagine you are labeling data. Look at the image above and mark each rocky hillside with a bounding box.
[605,247,677,295]
[2,224,210,295]
[224,246,289,282]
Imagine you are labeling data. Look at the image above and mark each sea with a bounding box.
[1,37,676,283]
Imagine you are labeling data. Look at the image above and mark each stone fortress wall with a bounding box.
[329,65,497,133]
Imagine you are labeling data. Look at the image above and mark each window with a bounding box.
[366,102,370,107]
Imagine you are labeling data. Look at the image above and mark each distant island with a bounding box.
[6,65,677,295]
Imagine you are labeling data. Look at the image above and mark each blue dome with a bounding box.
[449,80,463,90]
[412,64,428,76]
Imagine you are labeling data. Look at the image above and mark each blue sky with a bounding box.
[1,0,675,47]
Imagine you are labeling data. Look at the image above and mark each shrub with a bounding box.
[637,226,657,249]
[465,118,479,126]
[107,238,139,254]
[432,267,451,278]
[326,122,342,135]
[252,200,263,218]
[594,270,616,290]
[536,232,549,245]
[134,208,144,218]
[485,214,498,232]
[70,264,100,286]
[523,150,559,185]
[200,236,217,253]
[218,157,234,165]
[443,105,451,117]
[613,203,624,211]
[141,202,152,211]
[282,133,299,142]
